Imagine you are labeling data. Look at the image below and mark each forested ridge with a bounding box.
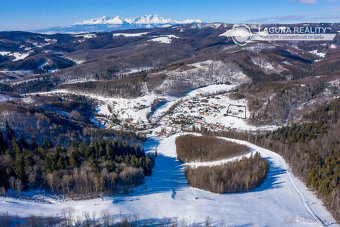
[0,125,155,198]
[268,98,340,219]
[200,98,340,221]
[272,97,340,143]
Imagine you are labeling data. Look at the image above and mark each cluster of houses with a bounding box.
[153,97,242,137]
[155,127,178,137]
[93,94,247,137]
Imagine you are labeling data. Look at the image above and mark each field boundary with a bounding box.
[226,104,247,119]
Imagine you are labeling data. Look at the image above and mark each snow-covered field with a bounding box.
[75,33,97,39]
[0,135,337,226]
[0,51,31,61]
[113,32,149,37]
[149,35,178,44]
[0,94,14,102]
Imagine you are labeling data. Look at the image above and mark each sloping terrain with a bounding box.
[0,134,337,226]
[0,23,340,225]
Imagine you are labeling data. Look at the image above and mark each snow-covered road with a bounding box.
[0,135,337,226]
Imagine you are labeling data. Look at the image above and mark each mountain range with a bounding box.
[34,14,202,34]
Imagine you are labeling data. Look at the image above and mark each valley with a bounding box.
[0,21,340,226]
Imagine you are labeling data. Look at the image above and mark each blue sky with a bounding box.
[0,0,340,31]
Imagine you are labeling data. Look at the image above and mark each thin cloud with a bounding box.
[245,14,340,23]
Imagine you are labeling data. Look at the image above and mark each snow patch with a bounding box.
[251,57,285,74]
[328,78,340,87]
[149,35,179,44]
[0,51,31,61]
[64,56,85,65]
[44,38,57,44]
[119,66,153,74]
[75,33,97,39]
[185,152,253,168]
[0,94,13,102]
[309,50,326,58]
[113,32,149,37]
[153,60,250,96]
[0,51,10,56]
[11,52,30,61]
[190,23,221,29]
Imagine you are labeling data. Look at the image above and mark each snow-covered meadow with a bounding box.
[149,35,179,44]
[0,51,31,61]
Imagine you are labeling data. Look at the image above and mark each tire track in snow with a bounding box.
[281,155,325,226]
[221,137,325,226]
[184,150,252,168]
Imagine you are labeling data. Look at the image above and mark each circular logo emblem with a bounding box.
[231,24,253,46]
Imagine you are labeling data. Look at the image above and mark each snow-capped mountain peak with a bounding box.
[36,14,201,33]
[132,14,177,24]
[75,14,200,25]
[75,16,123,25]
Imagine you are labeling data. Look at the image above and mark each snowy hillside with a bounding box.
[0,135,336,226]
[3,81,338,225]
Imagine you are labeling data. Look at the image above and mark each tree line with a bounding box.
[0,125,155,198]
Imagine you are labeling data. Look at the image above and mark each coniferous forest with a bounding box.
[0,125,155,198]
[185,153,269,193]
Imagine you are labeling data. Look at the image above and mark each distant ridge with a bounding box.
[34,14,202,34]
